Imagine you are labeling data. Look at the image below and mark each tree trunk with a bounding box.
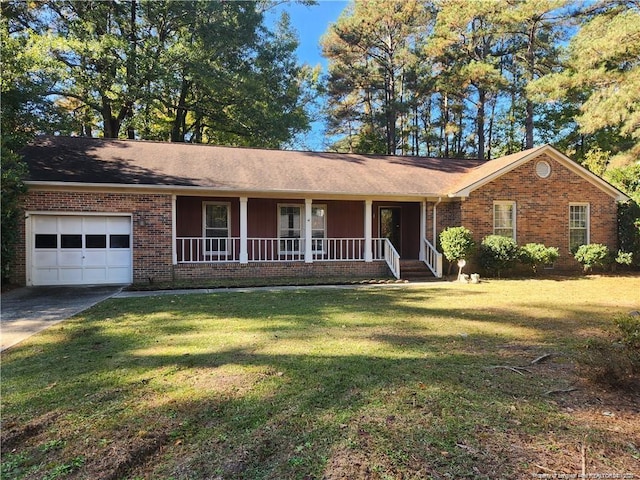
[525,23,536,149]
[102,99,120,138]
[525,99,534,149]
[477,87,486,160]
[171,78,191,142]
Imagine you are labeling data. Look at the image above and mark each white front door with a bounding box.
[30,215,132,285]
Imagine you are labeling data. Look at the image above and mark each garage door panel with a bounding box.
[36,269,60,284]
[34,251,58,267]
[84,268,108,283]
[84,216,107,233]
[85,251,107,266]
[108,250,130,265]
[59,216,83,232]
[108,217,131,233]
[107,267,131,283]
[31,215,132,286]
[60,251,83,264]
[60,268,84,283]
[34,216,58,233]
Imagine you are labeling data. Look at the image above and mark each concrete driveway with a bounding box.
[1,285,123,351]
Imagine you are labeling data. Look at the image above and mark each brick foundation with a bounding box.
[172,261,391,282]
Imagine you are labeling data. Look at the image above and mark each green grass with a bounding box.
[2,276,639,479]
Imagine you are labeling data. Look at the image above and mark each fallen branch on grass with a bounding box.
[530,353,553,365]
[544,387,578,395]
[487,353,554,375]
[487,365,532,375]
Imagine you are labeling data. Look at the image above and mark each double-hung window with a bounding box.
[203,202,230,253]
[493,201,516,240]
[569,203,589,252]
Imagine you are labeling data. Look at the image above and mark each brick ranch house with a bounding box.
[12,136,629,286]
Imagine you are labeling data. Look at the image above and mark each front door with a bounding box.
[379,207,402,254]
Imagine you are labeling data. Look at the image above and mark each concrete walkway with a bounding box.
[1,285,123,351]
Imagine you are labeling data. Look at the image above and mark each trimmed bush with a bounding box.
[439,227,475,275]
[478,235,519,277]
[574,243,610,272]
[519,243,559,274]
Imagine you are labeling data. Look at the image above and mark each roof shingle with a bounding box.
[22,136,490,197]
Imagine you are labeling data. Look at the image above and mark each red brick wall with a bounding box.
[458,154,618,270]
[173,260,391,281]
[14,190,174,284]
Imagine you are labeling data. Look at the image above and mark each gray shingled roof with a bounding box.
[22,136,493,198]
[21,137,629,201]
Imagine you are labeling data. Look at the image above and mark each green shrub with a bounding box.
[439,227,475,274]
[578,313,640,392]
[573,243,610,272]
[615,313,640,350]
[615,250,633,267]
[519,243,559,274]
[478,235,519,277]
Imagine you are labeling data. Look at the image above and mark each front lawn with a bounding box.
[2,276,639,479]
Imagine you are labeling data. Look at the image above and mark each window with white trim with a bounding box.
[279,205,302,253]
[311,206,326,252]
[493,201,516,239]
[203,202,230,253]
[278,204,327,254]
[569,203,589,252]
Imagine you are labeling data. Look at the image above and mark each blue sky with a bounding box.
[267,1,350,150]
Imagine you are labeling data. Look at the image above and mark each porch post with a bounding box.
[171,194,177,265]
[419,200,426,261]
[433,197,442,245]
[364,199,373,262]
[304,198,313,263]
[239,197,248,264]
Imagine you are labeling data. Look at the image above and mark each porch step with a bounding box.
[399,260,435,281]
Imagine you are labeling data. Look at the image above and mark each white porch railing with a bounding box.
[177,237,241,263]
[176,237,390,263]
[248,238,304,262]
[383,239,401,279]
[422,237,443,278]
[176,237,411,279]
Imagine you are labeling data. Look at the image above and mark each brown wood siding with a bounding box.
[176,196,239,237]
[323,200,364,238]
[248,198,279,237]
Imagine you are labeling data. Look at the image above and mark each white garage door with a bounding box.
[31,215,132,285]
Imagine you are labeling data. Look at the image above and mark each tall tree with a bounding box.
[322,0,429,154]
[530,1,640,165]
[23,0,311,146]
[1,5,59,281]
[427,0,506,159]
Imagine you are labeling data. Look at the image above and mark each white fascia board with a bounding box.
[25,181,444,202]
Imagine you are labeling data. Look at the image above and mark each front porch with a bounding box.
[172,196,444,279]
